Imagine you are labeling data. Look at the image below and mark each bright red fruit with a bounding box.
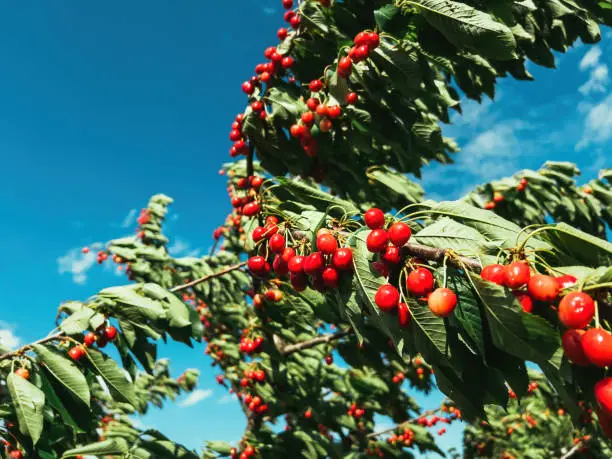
[303,252,325,275]
[428,288,457,317]
[272,255,289,276]
[248,256,266,273]
[290,124,306,138]
[382,246,401,264]
[309,80,323,92]
[527,274,560,302]
[84,332,96,347]
[556,274,577,289]
[504,262,531,289]
[68,346,86,361]
[322,267,339,287]
[388,222,411,247]
[512,291,533,313]
[252,226,266,243]
[290,272,307,291]
[242,81,254,94]
[582,328,612,367]
[15,368,30,380]
[596,378,612,416]
[599,408,612,438]
[269,233,286,253]
[288,255,305,273]
[480,264,506,285]
[327,105,342,119]
[281,56,294,69]
[366,229,389,253]
[364,208,385,229]
[346,92,358,104]
[558,292,594,329]
[306,98,319,111]
[243,202,260,217]
[281,247,296,263]
[282,0,293,9]
[375,284,400,311]
[332,248,353,270]
[406,268,435,296]
[398,302,411,327]
[317,233,338,254]
[561,329,590,366]
[277,28,288,40]
[9,451,23,459]
[104,326,118,341]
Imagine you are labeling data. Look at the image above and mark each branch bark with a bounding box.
[170,261,247,293]
[277,330,351,356]
[0,332,65,361]
[403,242,482,271]
[560,442,582,459]
[366,407,442,439]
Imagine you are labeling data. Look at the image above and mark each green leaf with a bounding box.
[399,0,517,59]
[85,348,139,407]
[38,369,86,432]
[374,4,401,30]
[60,307,96,335]
[536,223,612,266]
[407,296,448,359]
[7,372,45,445]
[99,285,167,321]
[32,344,90,407]
[206,441,233,454]
[61,438,130,457]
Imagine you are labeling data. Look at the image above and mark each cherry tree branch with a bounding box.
[0,332,66,361]
[560,442,582,459]
[277,330,351,356]
[402,242,481,271]
[366,407,442,439]
[170,261,247,293]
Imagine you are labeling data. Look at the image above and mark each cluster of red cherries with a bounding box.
[66,325,118,361]
[229,444,257,459]
[239,335,265,355]
[483,178,528,210]
[229,174,264,217]
[347,402,366,419]
[239,367,267,387]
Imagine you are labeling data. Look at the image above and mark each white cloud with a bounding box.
[579,46,602,71]
[576,93,612,150]
[451,97,495,128]
[121,209,137,228]
[579,64,609,95]
[218,394,238,404]
[0,322,20,349]
[168,239,190,256]
[57,242,103,284]
[178,389,213,408]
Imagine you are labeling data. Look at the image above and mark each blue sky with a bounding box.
[0,1,610,455]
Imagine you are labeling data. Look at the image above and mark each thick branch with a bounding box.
[560,442,582,459]
[0,332,65,361]
[170,261,247,293]
[278,330,351,356]
[403,242,481,271]
[366,407,441,439]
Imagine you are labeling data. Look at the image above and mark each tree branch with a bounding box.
[366,407,442,439]
[403,242,482,271]
[277,330,351,356]
[560,442,582,459]
[246,146,254,178]
[0,332,66,362]
[170,261,247,293]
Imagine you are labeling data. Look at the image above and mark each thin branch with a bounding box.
[560,442,582,459]
[0,332,65,361]
[366,407,442,439]
[170,262,247,293]
[279,330,351,356]
[246,146,254,178]
[403,242,481,271]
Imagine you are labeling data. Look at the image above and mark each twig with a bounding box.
[278,330,351,356]
[170,262,247,293]
[246,146,254,178]
[0,332,65,361]
[366,407,442,439]
[209,239,219,257]
[560,442,582,459]
[403,242,481,271]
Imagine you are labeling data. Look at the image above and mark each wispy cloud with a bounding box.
[178,389,213,408]
[579,64,608,95]
[121,209,137,228]
[579,46,602,71]
[57,242,103,285]
[218,394,238,404]
[0,322,20,349]
[261,7,276,15]
[576,93,612,150]
[169,239,190,256]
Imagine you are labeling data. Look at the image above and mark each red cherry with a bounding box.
[406,268,435,296]
[388,222,412,247]
[596,378,612,417]
[289,14,300,28]
[281,56,294,69]
[556,274,578,290]
[561,329,590,366]
[398,302,411,328]
[317,233,338,254]
[512,291,533,313]
[248,256,266,273]
[332,248,353,270]
[322,267,339,288]
[338,56,353,73]
[481,264,506,285]
[250,176,263,189]
[14,368,30,380]
[327,105,342,119]
[346,92,358,104]
[281,247,295,263]
[382,246,401,264]
[282,0,293,9]
[315,104,328,117]
[558,292,594,329]
[273,255,289,277]
[269,233,286,253]
[504,262,531,289]
[367,32,380,48]
[242,81,254,94]
[325,355,333,365]
[243,202,260,217]
[354,31,369,46]
[304,252,325,275]
[306,98,319,111]
[527,274,560,303]
[304,409,313,419]
[290,272,307,291]
[290,124,306,138]
[372,261,390,277]
[104,326,118,341]
[598,408,612,438]
[9,451,23,459]
[428,288,457,317]
[301,111,315,126]
[366,229,389,253]
[252,226,266,243]
[266,215,279,225]
[83,332,96,347]
[68,346,86,361]
[277,28,288,41]
[288,255,305,273]
[582,328,612,367]
[364,208,385,229]
[375,284,400,312]
[309,80,323,92]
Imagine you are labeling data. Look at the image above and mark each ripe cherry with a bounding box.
[558,292,594,329]
[288,255,305,273]
[596,378,612,417]
[388,222,412,247]
[69,346,86,361]
[354,31,368,46]
[15,368,30,380]
[327,105,342,119]
[481,264,506,285]
[84,332,96,347]
[398,302,411,328]
[289,14,300,28]
[346,92,358,104]
[375,284,400,311]
[332,248,353,270]
[322,267,339,288]
[252,226,266,243]
[382,245,401,264]
[512,291,533,313]
[281,56,294,69]
[309,80,323,92]
[556,274,577,289]
[282,0,293,9]
[104,326,118,341]
[364,208,385,229]
[273,255,289,276]
[317,233,338,254]
[242,81,254,95]
[428,288,457,317]
[406,268,435,296]
[248,256,267,273]
[290,124,306,138]
[367,32,380,48]
[325,355,333,365]
[281,247,295,263]
[319,118,333,132]
[243,202,260,217]
[9,451,23,459]
[304,409,313,419]
[372,261,390,277]
[561,329,590,366]
[504,262,531,289]
[315,103,328,117]
[599,408,612,438]
[290,272,307,291]
[366,229,388,253]
[527,274,560,303]
[338,57,353,75]
[82,247,89,254]
[306,98,319,111]
[582,328,612,367]
[303,252,325,275]
[301,111,315,126]
[250,176,263,189]
[269,233,286,253]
